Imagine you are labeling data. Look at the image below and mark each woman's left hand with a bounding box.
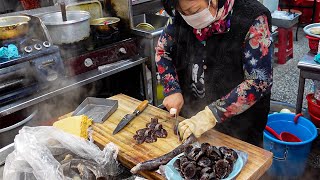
[178,106,217,141]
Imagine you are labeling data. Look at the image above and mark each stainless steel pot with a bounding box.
[90,17,120,34]
[0,109,37,148]
[40,11,90,44]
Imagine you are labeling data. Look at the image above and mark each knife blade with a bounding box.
[113,100,149,135]
[170,108,181,141]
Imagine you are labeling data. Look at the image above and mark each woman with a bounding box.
[156,0,273,146]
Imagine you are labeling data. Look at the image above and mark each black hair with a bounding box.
[161,0,226,17]
[161,0,178,17]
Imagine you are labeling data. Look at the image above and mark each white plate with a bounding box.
[304,23,320,39]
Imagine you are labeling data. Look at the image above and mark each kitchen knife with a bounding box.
[170,108,181,141]
[113,100,149,135]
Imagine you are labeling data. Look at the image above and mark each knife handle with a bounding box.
[135,100,149,114]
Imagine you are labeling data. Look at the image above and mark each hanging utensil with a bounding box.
[113,100,149,135]
[60,2,67,21]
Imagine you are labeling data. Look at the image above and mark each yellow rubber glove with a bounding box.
[178,106,217,141]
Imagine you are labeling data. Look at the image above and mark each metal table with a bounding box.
[0,58,148,117]
[296,52,320,113]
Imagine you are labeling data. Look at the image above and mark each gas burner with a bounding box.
[94,30,120,41]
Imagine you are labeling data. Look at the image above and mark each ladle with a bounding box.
[265,125,301,142]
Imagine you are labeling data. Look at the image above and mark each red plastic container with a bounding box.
[306,93,320,117]
[20,0,40,10]
[306,35,320,54]
[309,112,320,128]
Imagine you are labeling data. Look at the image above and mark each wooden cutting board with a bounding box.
[77,94,272,179]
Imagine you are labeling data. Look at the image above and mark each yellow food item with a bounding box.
[310,27,320,35]
[53,115,93,139]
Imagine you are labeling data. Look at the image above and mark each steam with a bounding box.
[36,81,98,124]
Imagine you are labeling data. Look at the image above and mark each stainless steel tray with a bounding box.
[304,23,320,39]
[272,12,300,28]
[72,97,118,123]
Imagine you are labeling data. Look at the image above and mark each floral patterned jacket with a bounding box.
[156,15,273,121]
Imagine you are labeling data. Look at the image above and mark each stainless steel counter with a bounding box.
[0,58,148,117]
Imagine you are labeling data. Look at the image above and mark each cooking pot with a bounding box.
[40,11,90,44]
[90,17,120,34]
[0,109,37,148]
[0,16,31,40]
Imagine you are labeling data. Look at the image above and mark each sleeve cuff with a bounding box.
[208,104,223,123]
[164,89,182,97]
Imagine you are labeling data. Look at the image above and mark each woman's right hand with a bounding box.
[163,93,184,116]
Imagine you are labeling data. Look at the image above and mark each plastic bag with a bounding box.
[314,80,320,102]
[3,126,121,180]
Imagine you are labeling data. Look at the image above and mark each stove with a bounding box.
[0,37,64,105]
[0,13,143,105]
[60,30,140,76]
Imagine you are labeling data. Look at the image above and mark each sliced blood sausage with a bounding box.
[215,159,229,179]
[206,146,222,160]
[136,136,145,144]
[200,143,211,153]
[154,123,163,131]
[151,118,158,124]
[173,159,181,170]
[200,167,212,175]
[183,163,197,179]
[136,128,148,136]
[219,147,238,163]
[146,122,156,129]
[197,156,212,167]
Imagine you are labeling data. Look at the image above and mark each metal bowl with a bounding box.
[304,23,320,39]
[0,16,31,40]
[135,22,155,31]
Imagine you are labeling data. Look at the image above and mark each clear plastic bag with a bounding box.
[3,126,121,180]
[314,80,320,102]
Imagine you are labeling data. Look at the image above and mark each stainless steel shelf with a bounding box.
[0,58,147,117]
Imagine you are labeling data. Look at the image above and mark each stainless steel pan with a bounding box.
[0,16,31,40]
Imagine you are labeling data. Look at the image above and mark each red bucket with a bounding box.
[20,0,40,10]
[306,35,320,54]
[309,112,320,128]
[307,93,320,117]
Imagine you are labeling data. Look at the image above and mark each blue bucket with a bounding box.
[263,113,318,178]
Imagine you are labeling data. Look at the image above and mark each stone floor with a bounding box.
[271,28,314,110]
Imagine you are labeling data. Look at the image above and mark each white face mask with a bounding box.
[179,1,216,29]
